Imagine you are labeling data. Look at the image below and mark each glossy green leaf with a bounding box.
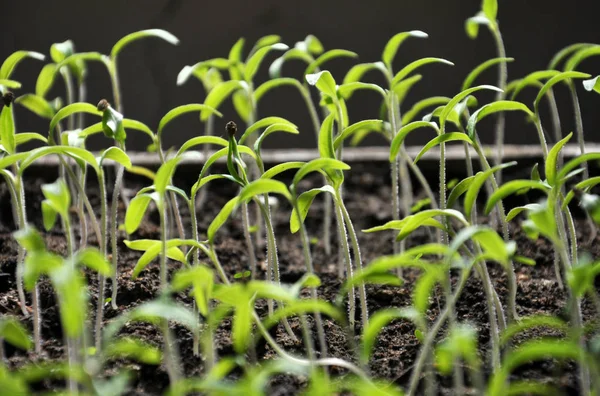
[100,106,126,142]
[99,146,132,169]
[154,157,183,195]
[124,240,186,264]
[248,35,282,57]
[436,323,479,375]
[482,0,498,21]
[254,77,304,103]
[343,62,386,84]
[392,74,423,105]
[239,179,291,203]
[402,96,450,125]
[509,70,560,100]
[202,81,246,121]
[35,63,57,98]
[317,112,336,160]
[49,102,101,133]
[41,200,58,231]
[414,132,474,163]
[292,157,350,187]
[15,132,47,146]
[382,31,428,68]
[198,145,256,180]
[0,51,45,80]
[176,136,228,157]
[391,57,454,87]
[239,116,297,145]
[261,162,305,180]
[0,105,16,154]
[484,180,550,215]
[337,82,386,100]
[208,197,239,244]
[15,94,54,119]
[390,121,439,162]
[361,307,421,364]
[0,79,21,89]
[254,123,298,155]
[534,71,590,115]
[549,43,594,70]
[463,57,513,91]
[172,265,214,316]
[334,120,384,151]
[414,268,445,313]
[397,209,468,241]
[545,132,572,186]
[487,340,583,396]
[363,218,446,234]
[13,226,46,253]
[506,203,543,222]
[467,100,533,139]
[557,152,600,182]
[158,103,222,137]
[268,49,313,79]
[440,85,502,131]
[41,178,70,217]
[447,176,475,209]
[0,317,32,350]
[564,44,600,72]
[74,248,112,276]
[464,161,517,218]
[306,70,337,100]
[290,185,335,233]
[262,299,344,330]
[111,29,179,59]
[583,75,600,93]
[244,43,288,82]
[51,265,87,338]
[131,239,204,278]
[20,146,99,174]
[177,60,228,87]
[465,12,492,39]
[125,193,156,234]
[305,49,358,75]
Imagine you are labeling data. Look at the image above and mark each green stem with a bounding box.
[241,203,258,281]
[5,175,28,317]
[568,83,588,179]
[388,93,401,256]
[109,60,123,113]
[491,28,508,184]
[337,190,369,328]
[533,118,550,159]
[333,199,356,327]
[110,163,125,310]
[95,170,108,350]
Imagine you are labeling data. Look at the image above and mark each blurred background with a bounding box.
[2,0,600,151]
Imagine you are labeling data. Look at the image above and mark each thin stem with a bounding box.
[388,93,401,256]
[334,200,355,327]
[110,163,125,310]
[568,83,588,179]
[533,118,550,159]
[157,147,187,244]
[241,203,258,282]
[109,60,123,113]
[337,190,369,328]
[95,170,108,350]
[492,27,508,185]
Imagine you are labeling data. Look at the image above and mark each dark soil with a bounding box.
[0,162,598,395]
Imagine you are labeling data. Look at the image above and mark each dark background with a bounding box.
[2,0,600,151]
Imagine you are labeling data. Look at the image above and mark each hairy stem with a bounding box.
[568,83,588,179]
[110,163,125,310]
[492,28,508,185]
[95,170,108,351]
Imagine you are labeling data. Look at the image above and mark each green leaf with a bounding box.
[337,82,386,100]
[447,176,475,208]
[15,132,47,146]
[49,102,101,134]
[191,174,237,198]
[172,266,214,316]
[244,43,288,82]
[534,71,590,115]
[335,120,385,151]
[105,337,161,364]
[239,179,291,203]
[436,323,479,375]
[397,209,468,241]
[467,100,533,140]
[564,44,600,72]
[124,240,186,263]
[126,165,156,181]
[392,74,423,105]
[0,317,32,350]
[488,340,584,396]
[500,315,567,346]
[35,63,58,98]
[549,43,594,70]
[382,31,428,68]
[463,161,517,219]
[509,70,560,100]
[0,105,16,154]
[101,106,126,143]
[557,152,600,182]
[305,49,358,76]
[0,51,45,80]
[361,308,422,364]
[414,268,445,313]
[306,70,337,100]
[158,103,222,137]
[362,218,445,234]
[176,59,229,86]
[318,112,336,160]
[227,38,246,80]
[202,81,246,121]
[254,77,305,103]
[261,162,305,180]
[50,40,74,63]
[232,89,251,123]
[268,49,313,79]
[154,157,183,195]
[41,200,58,231]
[391,57,454,87]
[20,146,100,174]
[130,239,204,278]
[484,180,550,215]
[15,94,55,119]
[13,226,46,253]
[402,96,451,125]
[111,29,179,59]
[463,57,514,91]
[583,75,600,93]
[545,132,572,186]
[414,132,474,163]
[254,123,298,155]
[482,0,498,21]
[41,178,70,217]
[99,146,132,169]
[233,297,252,354]
[198,145,256,180]
[506,203,543,222]
[292,158,350,187]
[290,185,336,233]
[0,79,21,89]
[440,85,502,132]
[390,121,439,162]
[239,116,297,145]
[465,12,492,39]
[208,197,239,244]
[343,62,386,84]
[125,193,156,234]
[52,265,87,338]
[580,194,600,225]
[176,136,228,157]
[74,248,112,276]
